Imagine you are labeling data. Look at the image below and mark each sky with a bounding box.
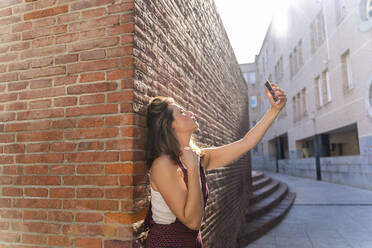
[213,0,290,64]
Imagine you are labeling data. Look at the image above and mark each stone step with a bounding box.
[252,176,272,191]
[252,171,265,182]
[245,182,289,222]
[249,179,280,205]
[237,192,296,247]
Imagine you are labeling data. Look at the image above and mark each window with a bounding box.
[302,88,307,116]
[249,72,256,85]
[316,11,326,46]
[335,0,347,24]
[243,72,249,84]
[292,96,296,122]
[293,48,298,73]
[296,93,301,121]
[298,40,303,66]
[325,69,332,102]
[368,0,372,19]
[250,96,257,108]
[316,76,323,107]
[341,50,354,91]
[310,10,326,54]
[289,54,293,78]
[310,22,316,54]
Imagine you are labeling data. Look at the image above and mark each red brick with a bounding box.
[76,164,104,174]
[0,72,18,82]
[0,8,12,17]
[21,45,65,59]
[2,187,22,196]
[34,0,57,10]
[54,96,77,107]
[32,36,54,48]
[17,131,63,142]
[25,165,49,175]
[65,127,118,140]
[106,46,133,57]
[80,72,105,83]
[13,3,33,14]
[69,37,119,52]
[33,17,56,27]
[22,25,67,40]
[54,75,78,86]
[3,165,23,175]
[5,120,50,132]
[107,2,135,13]
[11,222,60,234]
[56,32,79,44]
[12,22,32,32]
[55,54,78,64]
[71,0,117,11]
[4,144,25,154]
[19,87,65,100]
[24,187,48,197]
[79,94,105,105]
[9,61,29,71]
[48,211,73,222]
[0,93,17,103]
[107,23,134,35]
[10,41,30,51]
[27,143,50,153]
[107,91,134,102]
[23,210,47,220]
[24,5,68,20]
[50,188,75,198]
[69,16,119,32]
[0,232,19,242]
[57,13,80,24]
[65,104,118,117]
[82,8,105,19]
[0,53,18,63]
[67,59,119,74]
[80,50,105,61]
[16,154,63,164]
[80,28,105,40]
[78,141,104,151]
[50,164,75,174]
[48,235,73,246]
[29,79,52,89]
[76,188,104,198]
[107,69,134,80]
[64,152,118,163]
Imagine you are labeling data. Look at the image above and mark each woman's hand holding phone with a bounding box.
[180,147,200,171]
[264,80,287,111]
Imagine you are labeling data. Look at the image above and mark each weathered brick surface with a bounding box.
[0,0,250,247]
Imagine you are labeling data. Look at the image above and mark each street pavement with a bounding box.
[245,171,372,248]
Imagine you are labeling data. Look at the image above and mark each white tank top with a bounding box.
[150,185,177,224]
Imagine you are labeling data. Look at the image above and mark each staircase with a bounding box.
[236,171,296,247]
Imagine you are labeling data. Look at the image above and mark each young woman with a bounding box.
[136,83,287,247]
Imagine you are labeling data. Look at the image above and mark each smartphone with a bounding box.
[265,79,278,101]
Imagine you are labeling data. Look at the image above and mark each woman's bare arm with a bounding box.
[151,155,204,230]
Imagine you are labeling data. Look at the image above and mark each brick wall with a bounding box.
[0,0,251,247]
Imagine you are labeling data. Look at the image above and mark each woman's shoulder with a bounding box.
[150,154,179,177]
[150,154,184,190]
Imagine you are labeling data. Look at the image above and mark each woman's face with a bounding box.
[169,104,199,133]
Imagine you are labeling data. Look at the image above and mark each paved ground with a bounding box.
[245,171,372,248]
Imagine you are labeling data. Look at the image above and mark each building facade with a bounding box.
[243,0,372,190]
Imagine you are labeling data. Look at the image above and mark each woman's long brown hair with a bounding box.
[133,96,206,242]
[145,96,206,170]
